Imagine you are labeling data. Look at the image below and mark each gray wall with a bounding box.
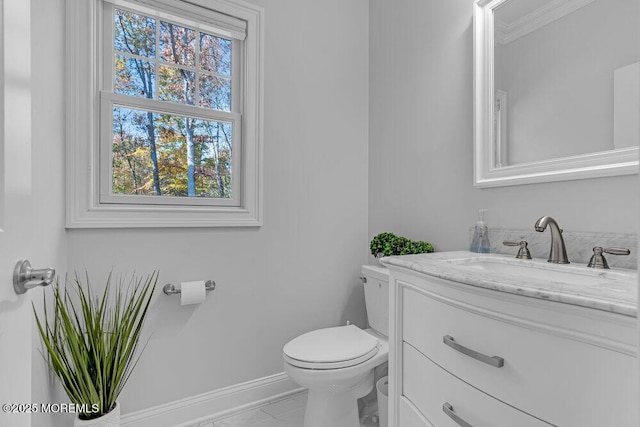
[34,0,370,416]
[31,0,69,425]
[369,0,639,255]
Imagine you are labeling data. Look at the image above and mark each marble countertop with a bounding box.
[380,251,638,317]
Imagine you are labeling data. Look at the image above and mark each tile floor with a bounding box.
[191,392,380,427]
[190,393,306,427]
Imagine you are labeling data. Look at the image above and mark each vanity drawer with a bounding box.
[402,285,637,427]
[403,342,550,427]
[398,396,434,427]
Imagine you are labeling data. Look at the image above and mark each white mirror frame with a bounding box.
[473,0,639,188]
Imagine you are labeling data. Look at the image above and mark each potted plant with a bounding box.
[33,272,157,426]
[370,232,434,260]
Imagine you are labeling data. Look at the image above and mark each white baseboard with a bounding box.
[120,372,304,427]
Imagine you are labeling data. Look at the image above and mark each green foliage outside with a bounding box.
[112,109,233,198]
[112,9,233,199]
[370,232,435,258]
[33,273,157,420]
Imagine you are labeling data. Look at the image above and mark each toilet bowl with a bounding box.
[283,265,389,427]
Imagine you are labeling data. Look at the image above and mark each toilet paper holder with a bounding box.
[163,280,216,296]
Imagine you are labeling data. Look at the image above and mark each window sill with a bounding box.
[66,202,262,228]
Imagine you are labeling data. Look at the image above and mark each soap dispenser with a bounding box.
[470,209,491,253]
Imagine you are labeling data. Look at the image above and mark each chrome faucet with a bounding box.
[534,216,570,264]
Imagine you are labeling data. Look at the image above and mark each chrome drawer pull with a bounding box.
[443,402,474,427]
[443,335,504,368]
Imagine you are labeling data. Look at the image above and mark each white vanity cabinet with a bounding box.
[387,265,638,427]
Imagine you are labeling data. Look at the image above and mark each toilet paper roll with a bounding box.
[180,280,206,306]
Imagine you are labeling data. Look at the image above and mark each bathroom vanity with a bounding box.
[382,252,638,427]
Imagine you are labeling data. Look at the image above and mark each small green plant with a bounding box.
[33,272,157,420]
[370,232,434,258]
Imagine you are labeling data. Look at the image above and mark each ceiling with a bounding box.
[494,0,561,27]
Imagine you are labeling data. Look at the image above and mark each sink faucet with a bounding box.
[534,216,570,264]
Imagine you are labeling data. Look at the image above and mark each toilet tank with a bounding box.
[361,265,389,337]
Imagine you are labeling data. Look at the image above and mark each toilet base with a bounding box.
[302,371,374,427]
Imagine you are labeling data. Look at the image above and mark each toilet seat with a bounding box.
[283,325,380,370]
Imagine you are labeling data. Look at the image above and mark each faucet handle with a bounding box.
[603,247,631,256]
[503,240,532,260]
[587,246,630,269]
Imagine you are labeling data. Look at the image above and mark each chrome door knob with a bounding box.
[13,260,56,294]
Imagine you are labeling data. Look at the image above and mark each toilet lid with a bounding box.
[283,325,380,369]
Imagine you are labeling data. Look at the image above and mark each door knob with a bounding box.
[13,260,56,294]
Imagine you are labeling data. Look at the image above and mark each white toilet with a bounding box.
[283,265,389,427]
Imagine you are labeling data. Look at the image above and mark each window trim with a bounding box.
[66,0,264,228]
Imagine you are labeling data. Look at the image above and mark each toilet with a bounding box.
[283,265,389,427]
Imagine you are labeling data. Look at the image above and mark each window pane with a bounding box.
[200,33,231,75]
[199,75,231,111]
[159,66,195,105]
[114,9,156,58]
[115,55,155,98]
[159,22,196,67]
[112,106,233,199]
[112,107,157,195]
[193,119,233,198]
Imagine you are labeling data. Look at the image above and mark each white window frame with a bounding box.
[66,0,264,228]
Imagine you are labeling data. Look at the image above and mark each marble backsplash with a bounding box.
[480,228,637,270]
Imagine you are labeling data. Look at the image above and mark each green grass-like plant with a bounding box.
[370,232,434,258]
[33,272,157,420]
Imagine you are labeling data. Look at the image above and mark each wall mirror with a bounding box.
[474,0,639,187]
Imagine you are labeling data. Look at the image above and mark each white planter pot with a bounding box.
[74,402,120,427]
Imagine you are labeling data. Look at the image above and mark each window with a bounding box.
[66,0,264,227]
